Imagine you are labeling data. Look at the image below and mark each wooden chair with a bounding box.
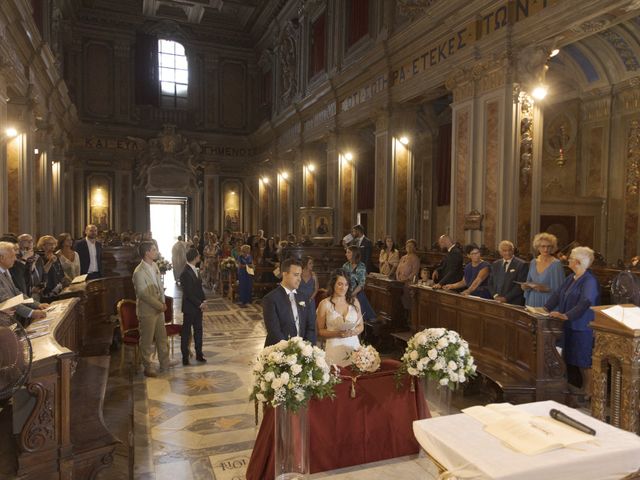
[117,299,140,372]
[164,296,182,358]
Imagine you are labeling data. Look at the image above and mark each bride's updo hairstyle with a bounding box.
[326,268,356,307]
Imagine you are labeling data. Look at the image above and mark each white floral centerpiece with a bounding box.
[250,337,341,411]
[220,256,237,272]
[399,327,477,390]
[155,255,172,274]
[348,345,381,375]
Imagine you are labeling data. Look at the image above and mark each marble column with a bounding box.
[374,113,392,243]
[0,76,7,233]
[325,133,340,239]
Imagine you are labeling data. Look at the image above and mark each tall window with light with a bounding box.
[158,39,188,109]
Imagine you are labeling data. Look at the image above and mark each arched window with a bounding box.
[158,39,188,108]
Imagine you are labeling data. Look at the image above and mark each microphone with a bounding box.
[550,408,596,436]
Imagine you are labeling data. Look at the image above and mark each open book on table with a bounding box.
[0,294,34,312]
[462,403,596,455]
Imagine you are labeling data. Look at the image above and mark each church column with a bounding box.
[204,164,219,233]
[447,76,475,244]
[292,146,304,236]
[0,75,8,233]
[325,132,340,239]
[374,112,392,243]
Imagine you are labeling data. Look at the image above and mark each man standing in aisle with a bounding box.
[350,224,373,272]
[76,224,103,280]
[179,248,207,365]
[171,235,188,285]
[132,241,172,377]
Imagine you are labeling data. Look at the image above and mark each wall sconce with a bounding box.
[343,152,353,162]
[280,171,289,180]
[549,124,569,167]
[307,163,315,172]
[261,176,270,184]
[399,136,409,145]
[4,127,18,138]
[34,148,39,155]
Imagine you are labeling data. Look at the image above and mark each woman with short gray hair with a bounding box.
[543,246,599,402]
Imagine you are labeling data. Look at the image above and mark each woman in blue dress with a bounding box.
[297,256,319,312]
[543,246,599,398]
[442,243,491,299]
[523,233,565,307]
[237,244,254,307]
[342,246,376,321]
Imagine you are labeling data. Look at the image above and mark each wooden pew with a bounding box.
[410,285,567,404]
[364,274,408,348]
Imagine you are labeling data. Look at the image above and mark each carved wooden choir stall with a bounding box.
[590,305,640,434]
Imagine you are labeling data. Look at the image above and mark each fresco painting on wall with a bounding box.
[223,181,241,232]
[88,174,112,231]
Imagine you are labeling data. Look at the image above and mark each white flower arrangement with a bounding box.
[250,337,341,411]
[348,345,381,375]
[220,256,238,271]
[399,328,477,390]
[155,255,172,274]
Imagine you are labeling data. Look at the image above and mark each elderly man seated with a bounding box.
[0,241,48,326]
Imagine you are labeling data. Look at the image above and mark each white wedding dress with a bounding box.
[324,302,361,367]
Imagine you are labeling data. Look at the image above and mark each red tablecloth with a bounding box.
[246,358,430,480]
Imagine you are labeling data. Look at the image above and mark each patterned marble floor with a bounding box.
[108,283,440,480]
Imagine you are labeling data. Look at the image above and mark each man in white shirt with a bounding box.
[75,224,103,280]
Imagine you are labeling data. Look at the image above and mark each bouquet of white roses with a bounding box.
[399,328,476,390]
[220,256,238,271]
[348,345,381,375]
[250,337,341,411]
[155,255,172,274]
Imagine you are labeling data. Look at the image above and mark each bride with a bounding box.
[316,269,363,367]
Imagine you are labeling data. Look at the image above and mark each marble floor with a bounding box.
[102,282,442,480]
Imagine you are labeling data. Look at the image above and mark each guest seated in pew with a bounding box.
[0,241,48,325]
[316,269,363,367]
[38,235,69,302]
[56,233,81,283]
[523,232,565,307]
[543,246,600,400]
[487,240,528,305]
[18,233,45,298]
[432,234,464,287]
[379,235,400,277]
[440,243,491,299]
[1,235,29,295]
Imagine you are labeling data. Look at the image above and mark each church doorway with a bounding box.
[148,196,189,261]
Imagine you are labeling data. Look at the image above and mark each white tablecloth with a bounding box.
[413,400,640,480]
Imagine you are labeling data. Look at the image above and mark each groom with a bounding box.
[262,258,316,347]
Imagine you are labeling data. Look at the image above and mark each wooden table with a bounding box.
[410,285,567,403]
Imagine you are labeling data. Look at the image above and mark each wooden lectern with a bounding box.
[590,305,640,434]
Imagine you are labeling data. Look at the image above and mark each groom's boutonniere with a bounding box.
[298,301,306,308]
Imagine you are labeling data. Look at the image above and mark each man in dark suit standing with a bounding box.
[488,240,528,305]
[432,234,464,288]
[75,224,103,280]
[350,224,374,272]
[262,258,317,347]
[180,247,207,365]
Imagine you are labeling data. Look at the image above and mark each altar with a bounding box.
[245,359,429,480]
[413,400,640,480]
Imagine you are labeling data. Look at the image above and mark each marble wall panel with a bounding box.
[207,177,215,231]
[120,173,130,233]
[577,215,595,248]
[395,142,409,244]
[305,170,315,207]
[7,137,20,233]
[280,179,289,236]
[84,42,114,118]
[454,110,469,241]
[484,100,499,250]
[541,101,579,198]
[220,61,246,130]
[586,126,604,197]
[341,159,353,233]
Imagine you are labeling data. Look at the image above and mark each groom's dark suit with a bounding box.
[180,264,205,361]
[487,256,528,305]
[263,285,316,347]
